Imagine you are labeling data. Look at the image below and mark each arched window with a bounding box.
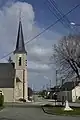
[19,57,21,66]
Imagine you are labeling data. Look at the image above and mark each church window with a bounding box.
[25,60,27,66]
[19,57,21,66]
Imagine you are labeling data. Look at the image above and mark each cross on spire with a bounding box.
[19,7,22,22]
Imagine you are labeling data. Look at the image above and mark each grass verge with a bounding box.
[42,104,80,116]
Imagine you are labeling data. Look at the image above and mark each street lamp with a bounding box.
[70,22,80,34]
[70,22,76,25]
[70,22,80,26]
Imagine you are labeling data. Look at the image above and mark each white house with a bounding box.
[57,81,80,102]
[72,84,80,102]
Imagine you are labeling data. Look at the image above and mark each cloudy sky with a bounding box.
[0,0,80,90]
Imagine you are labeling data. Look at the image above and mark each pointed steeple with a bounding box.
[14,15,27,54]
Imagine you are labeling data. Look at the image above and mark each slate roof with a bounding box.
[61,81,80,91]
[14,20,27,54]
[0,63,15,88]
[50,86,61,92]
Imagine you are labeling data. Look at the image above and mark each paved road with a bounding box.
[1,95,80,120]
[33,95,80,107]
[0,106,80,120]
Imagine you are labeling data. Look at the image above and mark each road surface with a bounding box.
[0,106,80,120]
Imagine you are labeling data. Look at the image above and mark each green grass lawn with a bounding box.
[42,104,80,116]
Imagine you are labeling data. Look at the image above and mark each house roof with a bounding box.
[61,81,80,91]
[14,19,27,54]
[0,63,15,88]
[50,86,61,92]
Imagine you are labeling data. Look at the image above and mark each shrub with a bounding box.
[75,97,80,103]
[78,96,80,100]
[19,98,26,102]
[28,96,32,101]
[0,94,4,106]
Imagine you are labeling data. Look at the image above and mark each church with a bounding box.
[0,17,28,102]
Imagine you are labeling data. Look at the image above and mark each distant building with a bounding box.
[57,80,80,102]
[45,86,60,99]
[28,87,33,101]
[0,17,28,102]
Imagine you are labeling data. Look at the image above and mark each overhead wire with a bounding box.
[49,0,71,24]
[46,0,78,33]
[0,3,80,61]
[45,1,72,32]
[52,0,79,33]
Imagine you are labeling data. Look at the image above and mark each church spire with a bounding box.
[14,11,27,54]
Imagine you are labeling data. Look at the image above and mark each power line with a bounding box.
[50,0,71,27]
[0,3,80,61]
[51,0,79,33]
[46,0,77,33]
[45,1,71,31]
[50,0,71,24]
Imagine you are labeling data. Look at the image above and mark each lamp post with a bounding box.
[70,22,80,33]
[56,70,58,87]
[70,22,80,26]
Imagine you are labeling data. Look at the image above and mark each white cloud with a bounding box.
[0,1,34,55]
[28,61,51,71]
[29,45,52,56]
[0,58,8,63]
[0,1,61,66]
[0,1,62,89]
[27,45,53,67]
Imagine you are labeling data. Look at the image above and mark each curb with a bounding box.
[41,107,80,117]
[4,103,43,108]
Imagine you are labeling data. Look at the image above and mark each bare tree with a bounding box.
[52,34,80,81]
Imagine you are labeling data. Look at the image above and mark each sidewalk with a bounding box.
[4,100,80,108]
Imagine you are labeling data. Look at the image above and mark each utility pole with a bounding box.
[23,69,25,99]
[42,85,45,90]
[74,77,77,101]
[49,80,51,89]
[46,84,48,90]
[32,84,34,91]
[56,70,57,87]
[62,79,65,86]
